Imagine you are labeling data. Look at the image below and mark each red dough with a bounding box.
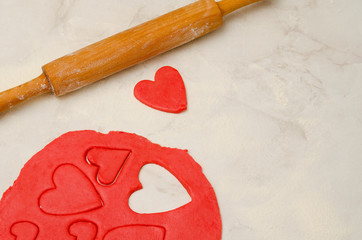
[0,131,221,239]
[134,66,187,113]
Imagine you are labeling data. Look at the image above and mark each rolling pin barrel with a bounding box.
[42,0,223,96]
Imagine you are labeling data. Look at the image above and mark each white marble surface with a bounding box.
[1,0,362,239]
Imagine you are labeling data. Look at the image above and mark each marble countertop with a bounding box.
[1,0,362,239]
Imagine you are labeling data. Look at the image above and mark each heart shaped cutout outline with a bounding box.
[86,147,132,186]
[10,221,39,240]
[38,164,103,216]
[69,221,98,240]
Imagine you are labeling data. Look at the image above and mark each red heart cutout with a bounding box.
[104,225,165,240]
[10,221,39,240]
[69,221,98,240]
[86,148,131,185]
[134,66,187,113]
[39,164,103,215]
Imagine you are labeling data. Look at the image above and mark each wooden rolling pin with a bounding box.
[0,0,261,113]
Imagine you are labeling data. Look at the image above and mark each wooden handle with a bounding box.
[217,0,262,16]
[0,74,51,113]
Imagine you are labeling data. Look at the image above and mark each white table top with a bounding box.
[1,0,362,239]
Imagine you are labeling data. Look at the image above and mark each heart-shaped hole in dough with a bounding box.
[129,164,191,214]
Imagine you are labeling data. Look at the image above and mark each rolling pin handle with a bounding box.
[0,73,52,114]
[217,0,262,16]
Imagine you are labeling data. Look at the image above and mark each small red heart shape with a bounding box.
[69,221,98,240]
[10,221,39,240]
[134,66,187,113]
[86,148,131,185]
[104,225,165,240]
[39,164,103,215]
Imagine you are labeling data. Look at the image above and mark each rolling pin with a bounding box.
[0,0,261,113]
